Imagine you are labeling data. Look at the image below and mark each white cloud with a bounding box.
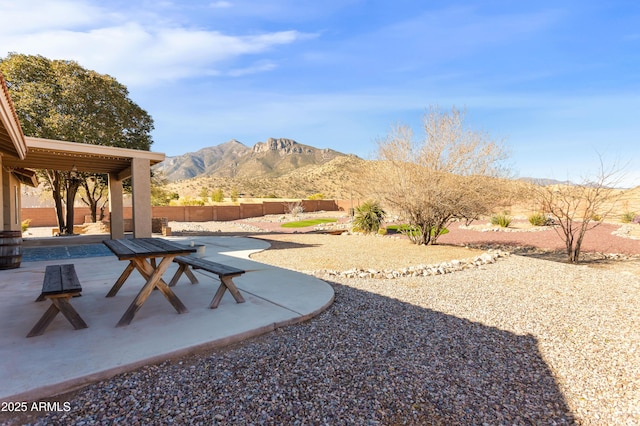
[0,0,108,34]
[0,0,311,87]
[209,1,232,8]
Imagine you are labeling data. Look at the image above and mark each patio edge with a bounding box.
[2,290,335,404]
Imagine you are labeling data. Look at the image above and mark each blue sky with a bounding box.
[1,0,639,186]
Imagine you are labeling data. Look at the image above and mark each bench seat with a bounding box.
[27,264,88,337]
[170,256,246,309]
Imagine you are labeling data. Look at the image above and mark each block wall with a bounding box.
[22,200,350,227]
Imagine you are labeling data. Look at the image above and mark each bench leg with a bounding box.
[53,298,89,330]
[27,296,88,338]
[168,263,199,287]
[27,304,60,337]
[209,276,245,309]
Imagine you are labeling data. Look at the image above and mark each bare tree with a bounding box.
[374,106,510,245]
[536,159,624,263]
[78,174,109,222]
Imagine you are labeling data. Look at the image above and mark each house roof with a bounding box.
[0,73,27,160]
[3,137,165,179]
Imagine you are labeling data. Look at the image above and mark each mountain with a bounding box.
[164,154,369,200]
[155,138,346,181]
[517,177,572,186]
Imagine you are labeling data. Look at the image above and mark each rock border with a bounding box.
[313,249,510,279]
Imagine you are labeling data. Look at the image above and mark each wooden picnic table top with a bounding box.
[103,238,196,260]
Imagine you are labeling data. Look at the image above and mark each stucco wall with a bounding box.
[22,200,350,227]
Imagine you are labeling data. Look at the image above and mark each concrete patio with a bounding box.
[0,235,334,402]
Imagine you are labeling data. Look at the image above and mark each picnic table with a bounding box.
[103,238,196,327]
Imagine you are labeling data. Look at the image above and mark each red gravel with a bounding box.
[437,221,640,255]
[242,218,640,255]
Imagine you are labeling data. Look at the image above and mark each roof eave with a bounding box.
[0,73,27,160]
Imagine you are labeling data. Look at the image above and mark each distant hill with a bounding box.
[517,177,571,186]
[164,154,369,200]
[154,138,346,181]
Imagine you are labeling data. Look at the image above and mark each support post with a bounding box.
[131,157,152,238]
[108,172,125,239]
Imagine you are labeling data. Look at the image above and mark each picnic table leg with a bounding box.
[106,261,136,297]
[116,257,188,327]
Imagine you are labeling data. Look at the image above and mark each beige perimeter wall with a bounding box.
[22,199,355,228]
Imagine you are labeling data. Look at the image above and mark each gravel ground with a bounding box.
[5,216,640,425]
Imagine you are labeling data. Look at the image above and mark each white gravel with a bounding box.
[5,254,639,425]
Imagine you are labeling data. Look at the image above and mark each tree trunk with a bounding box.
[47,170,66,234]
[63,177,81,235]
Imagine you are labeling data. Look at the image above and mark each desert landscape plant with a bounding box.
[352,200,386,234]
[211,188,224,202]
[21,219,32,232]
[535,159,624,263]
[621,211,637,223]
[373,106,511,245]
[491,212,512,227]
[284,201,304,217]
[528,212,547,226]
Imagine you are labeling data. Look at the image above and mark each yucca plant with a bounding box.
[491,213,512,228]
[528,212,547,226]
[353,200,386,234]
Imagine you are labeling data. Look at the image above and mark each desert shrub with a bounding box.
[211,188,224,202]
[307,193,325,200]
[491,213,512,227]
[591,213,602,222]
[21,219,32,232]
[528,212,547,226]
[284,201,304,217]
[353,200,386,234]
[621,211,637,223]
[179,196,205,206]
[377,227,388,235]
[388,224,449,244]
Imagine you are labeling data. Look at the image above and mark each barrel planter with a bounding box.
[0,230,23,270]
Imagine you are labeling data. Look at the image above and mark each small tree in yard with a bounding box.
[536,159,624,263]
[0,53,153,234]
[374,106,510,245]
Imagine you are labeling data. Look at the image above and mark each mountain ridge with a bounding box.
[155,138,346,181]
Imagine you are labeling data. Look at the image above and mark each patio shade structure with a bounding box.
[0,73,165,238]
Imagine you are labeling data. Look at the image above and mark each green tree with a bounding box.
[199,186,211,202]
[230,187,239,202]
[150,171,176,206]
[211,188,225,202]
[0,53,154,234]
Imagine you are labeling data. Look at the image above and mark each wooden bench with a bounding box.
[27,264,88,338]
[170,256,246,309]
